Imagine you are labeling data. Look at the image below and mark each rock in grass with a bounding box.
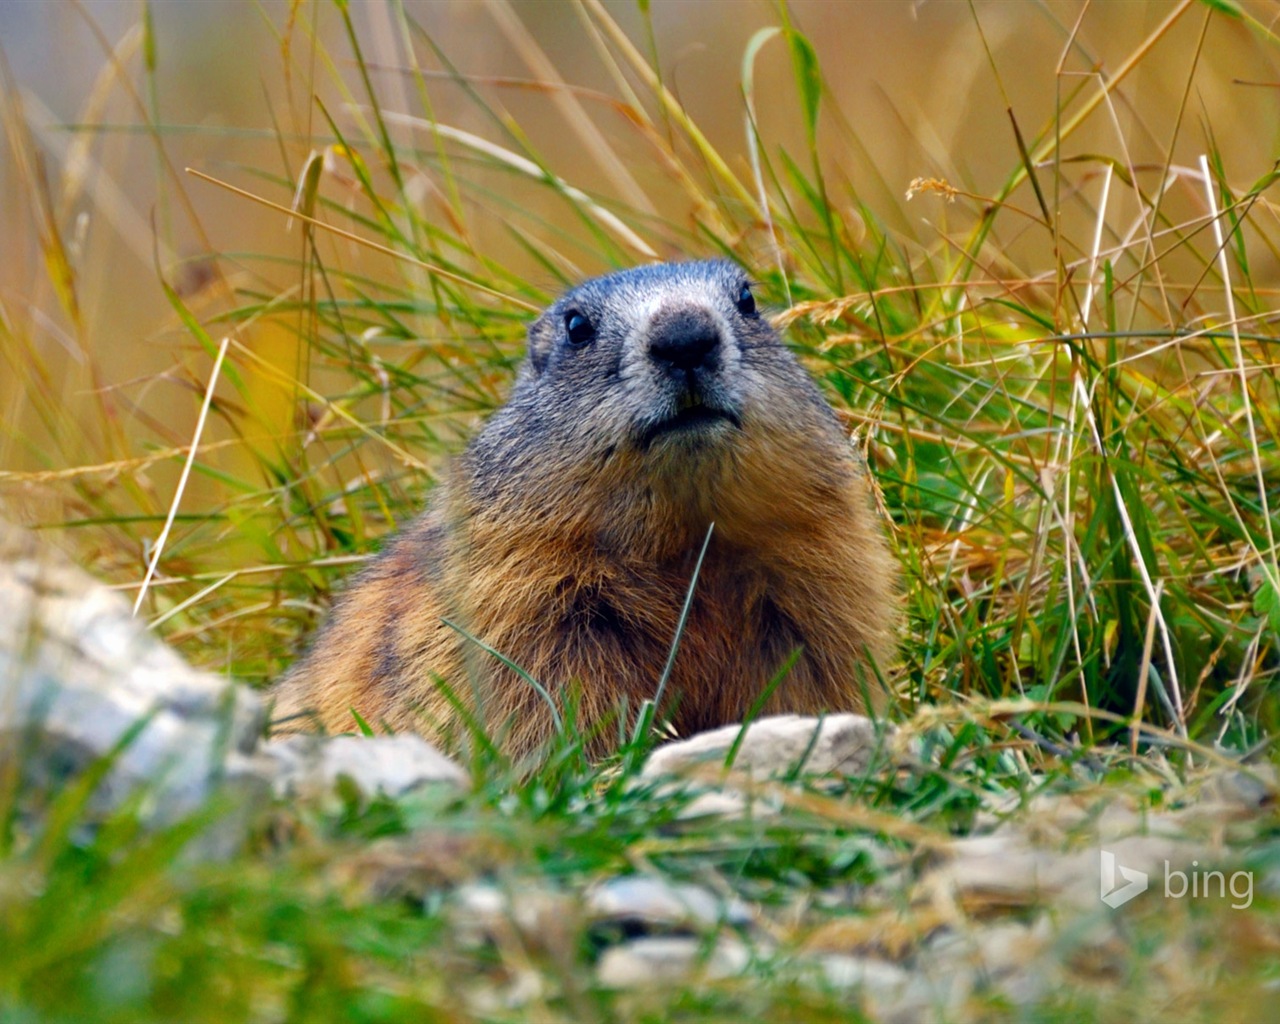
[635,714,897,821]
[449,881,577,950]
[585,875,754,933]
[814,954,912,1002]
[0,521,468,829]
[595,935,751,988]
[257,732,468,799]
[642,713,891,781]
[0,522,264,821]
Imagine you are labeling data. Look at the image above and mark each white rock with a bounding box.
[0,523,468,832]
[585,875,753,931]
[0,523,264,821]
[462,967,544,1014]
[676,789,765,820]
[915,916,1054,1008]
[449,882,574,948]
[969,917,1052,976]
[643,713,890,781]
[885,967,974,1024]
[815,953,911,996]
[595,935,750,988]
[258,733,468,798]
[924,799,1222,916]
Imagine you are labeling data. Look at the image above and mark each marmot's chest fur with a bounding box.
[272,260,899,761]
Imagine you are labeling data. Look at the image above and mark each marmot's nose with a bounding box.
[647,307,721,372]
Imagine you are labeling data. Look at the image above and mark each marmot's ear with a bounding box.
[525,314,556,375]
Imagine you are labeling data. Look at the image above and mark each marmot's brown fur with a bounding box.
[272,260,899,760]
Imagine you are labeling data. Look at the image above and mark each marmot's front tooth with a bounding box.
[676,390,704,412]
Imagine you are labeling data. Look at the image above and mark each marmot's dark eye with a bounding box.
[564,310,595,347]
[736,283,757,317]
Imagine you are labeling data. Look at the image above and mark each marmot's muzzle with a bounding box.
[646,305,723,375]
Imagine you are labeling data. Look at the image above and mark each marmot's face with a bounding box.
[516,260,805,461]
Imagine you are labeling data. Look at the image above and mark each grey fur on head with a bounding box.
[466,260,839,507]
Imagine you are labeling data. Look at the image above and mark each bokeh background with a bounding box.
[4,1,1277,473]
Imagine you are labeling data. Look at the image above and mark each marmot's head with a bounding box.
[466,260,844,527]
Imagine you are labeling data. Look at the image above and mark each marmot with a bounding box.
[272,260,899,760]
